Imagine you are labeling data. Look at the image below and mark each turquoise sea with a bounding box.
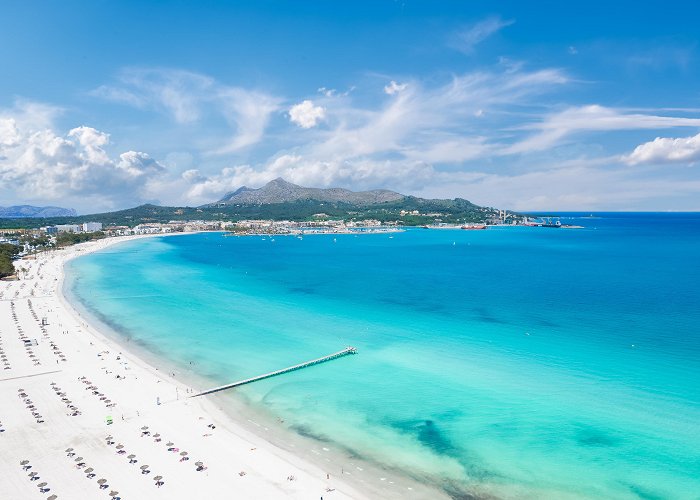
[66,213,700,499]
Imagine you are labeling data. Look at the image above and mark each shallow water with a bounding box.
[67,213,700,499]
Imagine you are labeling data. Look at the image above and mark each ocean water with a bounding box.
[66,213,700,499]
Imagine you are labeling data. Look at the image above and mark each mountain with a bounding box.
[1,181,519,230]
[0,205,77,218]
[216,178,405,205]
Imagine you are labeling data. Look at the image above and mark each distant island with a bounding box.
[0,205,77,218]
[0,178,522,229]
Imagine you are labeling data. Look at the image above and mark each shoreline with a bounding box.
[1,233,450,499]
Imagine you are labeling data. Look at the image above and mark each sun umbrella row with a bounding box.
[79,375,116,408]
[140,425,208,473]
[65,447,122,499]
[19,458,55,498]
[49,382,81,417]
[106,434,166,488]
[17,388,45,424]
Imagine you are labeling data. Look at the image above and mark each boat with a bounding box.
[461,224,487,230]
[540,217,562,228]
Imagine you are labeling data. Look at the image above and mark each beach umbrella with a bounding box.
[97,479,107,484]
[141,426,149,430]
[105,435,113,440]
[37,482,47,487]
[29,471,37,477]
[65,448,73,452]
[153,433,160,438]
[179,451,188,456]
[74,457,83,462]
[47,496,57,500]
[195,461,203,466]
[115,445,124,450]
[20,460,29,465]
[153,476,163,481]
[109,491,119,497]
[166,442,174,446]
[140,465,149,470]
[84,468,94,473]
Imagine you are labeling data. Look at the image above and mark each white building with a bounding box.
[55,224,81,233]
[82,222,103,232]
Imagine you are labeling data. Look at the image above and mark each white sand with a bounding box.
[0,236,445,500]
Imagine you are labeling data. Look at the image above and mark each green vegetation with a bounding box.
[20,234,51,248]
[0,198,518,230]
[56,231,106,247]
[0,243,20,279]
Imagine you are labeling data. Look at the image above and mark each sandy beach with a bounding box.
[0,235,447,500]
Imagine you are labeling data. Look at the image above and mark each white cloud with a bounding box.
[182,154,436,204]
[451,16,515,54]
[384,81,408,95]
[624,131,700,165]
[415,161,700,211]
[310,67,567,161]
[68,126,111,165]
[75,64,700,211]
[317,86,355,98]
[0,118,20,147]
[90,85,145,108]
[288,100,326,129]
[116,151,166,177]
[0,102,166,207]
[509,105,700,154]
[93,68,281,153]
[216,88,281,153]
[318,87,336,97]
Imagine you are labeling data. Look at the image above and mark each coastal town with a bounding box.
[0,213,574,267]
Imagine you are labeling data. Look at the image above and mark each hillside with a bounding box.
[0,180,519,229]
[0,205,77,218]
[216,178,405,205]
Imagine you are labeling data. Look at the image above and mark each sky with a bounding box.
[1,0,700,213]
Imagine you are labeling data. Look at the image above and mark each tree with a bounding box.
[0,243,19,279]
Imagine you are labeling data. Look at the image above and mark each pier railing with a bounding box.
[190,346,357,398]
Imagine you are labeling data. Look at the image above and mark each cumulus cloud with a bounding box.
[288,100,326,129]
[384,81,408,95]
[0,118,21,147]
[0,102,166,207]
[624,131,700,165]
[451,16,515,54]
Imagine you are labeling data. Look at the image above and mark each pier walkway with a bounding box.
[191,346,357,398]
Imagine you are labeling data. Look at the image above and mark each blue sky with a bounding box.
[1,0,699,212]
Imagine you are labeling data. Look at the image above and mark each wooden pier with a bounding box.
[190,346,357,398]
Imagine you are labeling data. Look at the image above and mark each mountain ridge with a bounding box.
[215,178,406,206]
[0,205,77,218]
